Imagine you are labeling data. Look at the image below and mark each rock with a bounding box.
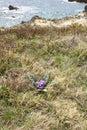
[68,0,75,1]
[21,21,26,24]
[84,5,87,12]
[68,0,87,3]
[8,5,19,10]
[30,15,42,22]
[12,16,15,18]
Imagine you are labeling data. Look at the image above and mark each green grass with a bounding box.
[0,23,87,130]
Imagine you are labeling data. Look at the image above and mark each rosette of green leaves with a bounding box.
[27,72,50,91]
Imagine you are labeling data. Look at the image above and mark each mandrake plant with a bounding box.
[27,72,50,92]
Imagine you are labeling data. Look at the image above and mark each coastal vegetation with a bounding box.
[0,14,87,130]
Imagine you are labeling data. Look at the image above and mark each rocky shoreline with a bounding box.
[0,0,87,30]
[0,11,87,34]
[29,11,87,28]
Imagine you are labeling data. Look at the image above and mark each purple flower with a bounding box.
[36,80,46,89]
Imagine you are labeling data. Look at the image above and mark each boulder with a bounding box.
[84,5,87,12]
[31,16,41,21]
[21,21,26,24]
[12,16,15,18]
[8,5,19,10]
[30,15,42,22]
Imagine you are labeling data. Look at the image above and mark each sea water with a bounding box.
[0,0,85,27]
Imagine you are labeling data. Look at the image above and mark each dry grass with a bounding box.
[0,23,87,130]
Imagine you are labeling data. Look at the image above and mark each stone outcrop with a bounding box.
[68,0,87,3]
[8,5,19,10]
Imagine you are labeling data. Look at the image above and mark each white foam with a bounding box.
[76,9,82,12]
[6,15,23,20]
[0,6,39,21]
[16,6,39,15]
[62,0,68,2]
[1,6,39,14]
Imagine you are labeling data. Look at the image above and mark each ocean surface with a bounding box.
[0,0,86,27]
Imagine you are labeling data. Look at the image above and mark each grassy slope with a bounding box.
[0,23,87,130]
